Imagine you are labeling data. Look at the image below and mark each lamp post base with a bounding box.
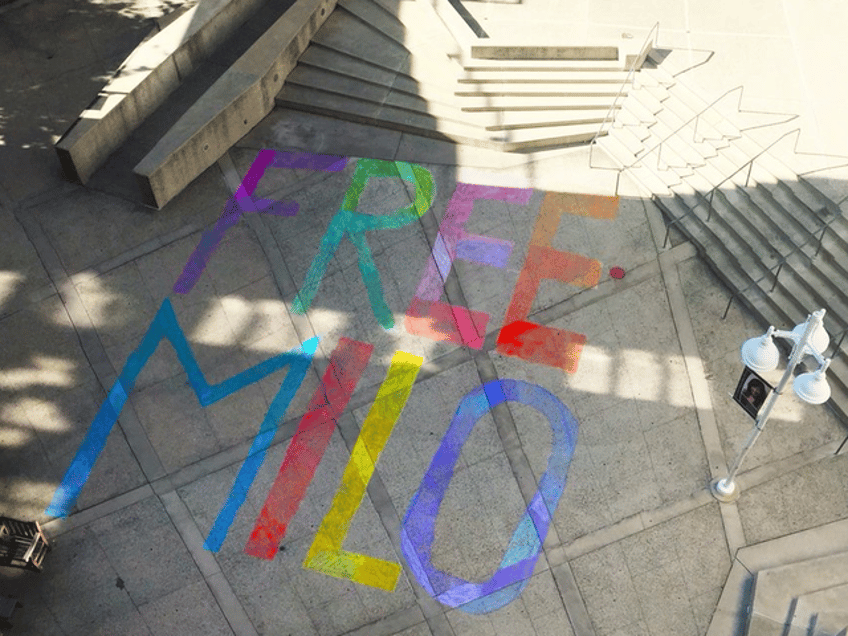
[710,477,740,503]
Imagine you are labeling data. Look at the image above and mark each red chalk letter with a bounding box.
[244,337,372,560]
[496,192,618,373]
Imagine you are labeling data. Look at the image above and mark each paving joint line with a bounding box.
[645,191,748,558]
[11,206,168,490]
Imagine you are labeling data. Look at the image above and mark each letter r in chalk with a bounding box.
[292,159,435,329]
[497,192,618,373]
[174,150,348,294]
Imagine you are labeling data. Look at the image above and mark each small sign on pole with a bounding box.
[733,367,773,419]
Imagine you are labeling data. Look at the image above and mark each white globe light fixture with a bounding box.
[791,320,830,357]
[794,361,832,405]
[740,327,780,372]
[712,309,832,502]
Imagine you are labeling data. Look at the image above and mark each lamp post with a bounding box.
[710,309,832,502]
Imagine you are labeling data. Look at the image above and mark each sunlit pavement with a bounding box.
[1,0,847,635]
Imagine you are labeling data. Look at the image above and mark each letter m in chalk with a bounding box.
[46,299,318,554]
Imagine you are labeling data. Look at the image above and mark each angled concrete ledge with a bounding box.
[134,0,337,208]
[54,0,267,184]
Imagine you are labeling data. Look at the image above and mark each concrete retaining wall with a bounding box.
[54,0,266,184]
[134,0,337,209]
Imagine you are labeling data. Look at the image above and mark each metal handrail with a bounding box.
[704,128,802,221]
[588,22,659,167]
[721,213,840,319]
[829,326,848,359]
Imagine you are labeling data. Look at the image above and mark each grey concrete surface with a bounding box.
[1,0,848,635]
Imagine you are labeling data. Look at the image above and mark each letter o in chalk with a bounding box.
[400,379,578,614]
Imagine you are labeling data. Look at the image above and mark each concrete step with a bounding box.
[618,156,682,193]
[748,162,848,245]
[620,95,661,123]
[285,63,466,119]
[708,519,848,636]
[470,44,620,61]
[459,95,621,110]
[298,43,459,100]
[611,125,650,158]
[798,165,848,213]
[747,552,848,636]
[338,0,462,61]
[641,65,677,87]
[653,160,848,422]
[310,9,411,73]
[656,81,744,138]
[639,82,672,104]
[790,583,848,636]
[633,89,666,116]
[84,0,300,205]
[480,109,612,130]
[706,190,848,335]
[458,70,632,83]
[275,84,490,142]
[612,107,644,127]
[489,122,607,150]
[460,59,626,72]
[736,177,848,286]
[638,118,711,167]
[454,83,627,97]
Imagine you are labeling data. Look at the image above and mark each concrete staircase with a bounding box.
[275,0,644,151]
[747,552,848,636]
[593,48,848,427]
[707,518,848,636]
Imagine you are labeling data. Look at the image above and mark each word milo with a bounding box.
[46,150,617,614]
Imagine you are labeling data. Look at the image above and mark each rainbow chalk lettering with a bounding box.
[405,183,532,349]
[291,159,435,329]
[400,379,577,613]
[174,150,347,295]
[302,350,422,591]
[47,149,616,616]
[46,298,318,549]
[245,337,374,560]
[497,191,618,373]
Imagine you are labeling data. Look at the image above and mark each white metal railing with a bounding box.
[588,22,659,166]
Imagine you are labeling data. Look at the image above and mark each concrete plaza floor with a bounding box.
[1,0,848,635]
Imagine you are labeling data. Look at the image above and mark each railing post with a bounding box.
[815,223,827,258]
[834,329,847,357]
[722,294,735,320]
[707,188,716,222]
[657,143,662,169]
[693,114,700,143]
[770,261,784,293]
[745,160,754,187]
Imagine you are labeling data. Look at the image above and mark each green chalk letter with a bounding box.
[292,159,435,328]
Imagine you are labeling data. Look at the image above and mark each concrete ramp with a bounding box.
[53,0,335,209]
[134,0,337,208]
[54,0,268,185]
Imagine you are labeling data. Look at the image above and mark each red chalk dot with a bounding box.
[610,266,626,279]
